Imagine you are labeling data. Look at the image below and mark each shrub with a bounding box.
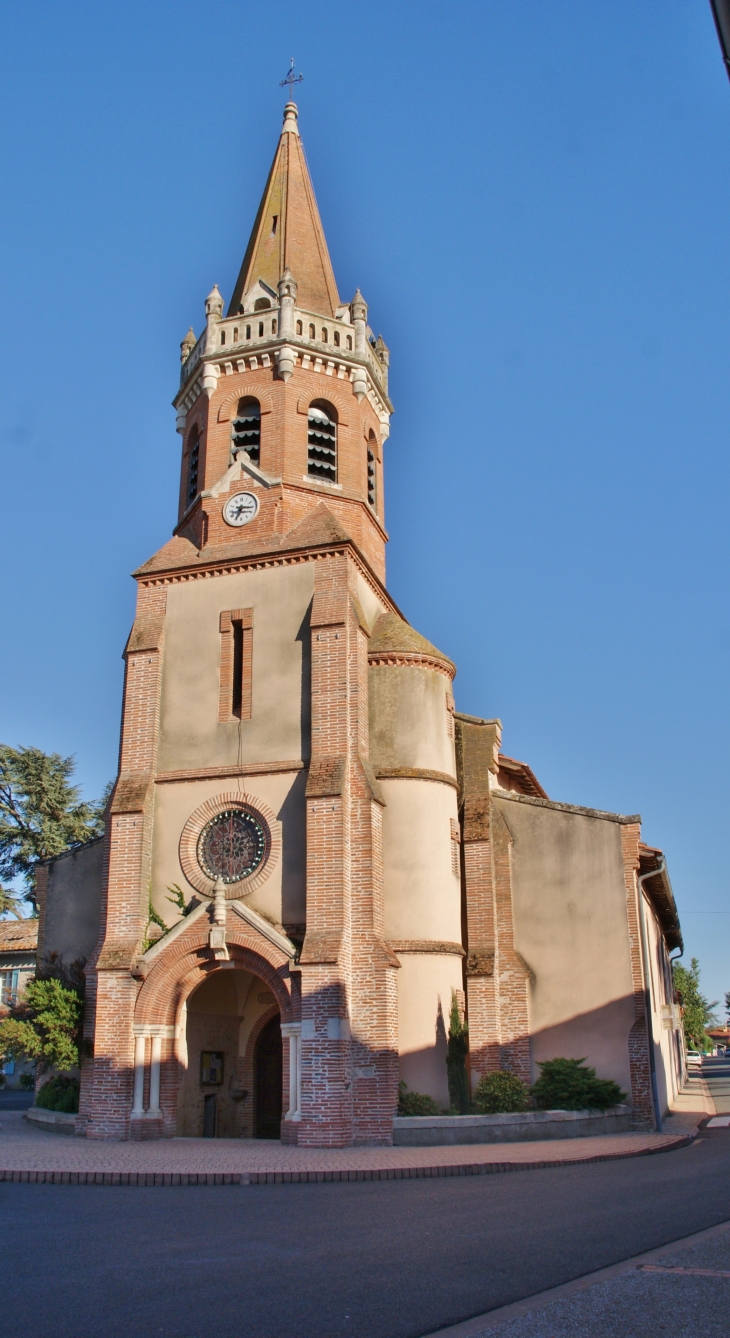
[18,1073,35,1089]
[473,1070,529,1114]
[531,1058,626,1112]
[35,1075,79,1114]
[397,1082,440,1116]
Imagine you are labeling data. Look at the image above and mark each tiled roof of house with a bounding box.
[0,918,38,954]
[497,754,549,800]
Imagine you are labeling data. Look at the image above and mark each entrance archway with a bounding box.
[176,967,281,1139]
[254,1015,283,1138]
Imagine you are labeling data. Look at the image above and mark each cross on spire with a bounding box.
[280,58,303,100]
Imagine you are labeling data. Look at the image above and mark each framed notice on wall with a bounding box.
[200,1051,224,1086]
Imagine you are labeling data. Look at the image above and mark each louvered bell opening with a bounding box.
[307,406,337,482]
[367,447,376,508]
[232,401,261,465]
[187,436,200,502]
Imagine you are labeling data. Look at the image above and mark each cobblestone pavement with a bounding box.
[0,1109,698,1184]
[436,1217,730,1337]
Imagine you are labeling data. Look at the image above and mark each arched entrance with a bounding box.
[254,1015,283,1138]
[176,966,281,1139]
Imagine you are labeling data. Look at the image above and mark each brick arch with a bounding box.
[296,392,350,427]
[133,921,294,1033]
[217,385,274,422]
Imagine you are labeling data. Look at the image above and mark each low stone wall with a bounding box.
[25,1108,77,1135]
[392,1106,633,1146]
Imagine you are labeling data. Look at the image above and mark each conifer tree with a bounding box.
[0,745,110,912]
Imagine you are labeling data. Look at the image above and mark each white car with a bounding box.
[686,1050,702,1063]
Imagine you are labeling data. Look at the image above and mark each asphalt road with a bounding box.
[2,1128,730,1338]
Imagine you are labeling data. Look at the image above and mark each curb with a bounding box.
[0,1131,694,1187]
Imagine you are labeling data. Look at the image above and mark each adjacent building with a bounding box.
[0,918,38,1087]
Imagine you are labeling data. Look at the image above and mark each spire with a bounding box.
[227,103,340,319]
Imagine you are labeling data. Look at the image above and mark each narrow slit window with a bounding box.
[231,622,243,715]
[271,319,277,334]
[246,325,251,339]
[187,428,200,503]
[321,328,328,342]
[231,398,260,465]
[271,215,278,236]
[219,608,254,722]
[334,330,340,347]
[307,401,337,483]
[346,335,352,350]
[258,321,264,337]
[233,327,238,342]
[309,323,315,338]
[220,330,226,346]
[367,433,377,510]
[296,320,303,335]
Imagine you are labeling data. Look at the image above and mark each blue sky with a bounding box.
[1,2,728,1008]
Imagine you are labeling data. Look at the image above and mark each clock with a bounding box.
[223,491,259,527]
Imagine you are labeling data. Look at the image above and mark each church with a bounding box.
[37,100,685,1144]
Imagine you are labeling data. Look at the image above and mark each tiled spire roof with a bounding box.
[368,612,455,672]
[227,102,339,320]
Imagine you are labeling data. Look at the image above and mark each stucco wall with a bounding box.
[150,770,306,928]
[380,779,461,943]
[396,954,462,1108]
[355,571,388,634]
[368,664,455,776]
[643,893,683,1115]
[41,838,104,967]
[158,562,315,773]
[496,796,636,1095]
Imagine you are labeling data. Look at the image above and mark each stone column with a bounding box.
[131,1035,146,1116]
[281,1022,302,1120]
[148,1035,162,1117]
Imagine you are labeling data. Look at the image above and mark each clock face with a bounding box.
[223,491,259,527]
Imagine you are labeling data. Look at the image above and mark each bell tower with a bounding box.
[81,100,409,1147]
[170,100,392,583]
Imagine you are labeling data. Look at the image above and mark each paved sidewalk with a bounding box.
[0,1107,701,1186]
[425,1216,730,1336]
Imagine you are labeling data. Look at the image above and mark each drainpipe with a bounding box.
[637,859,665,1133]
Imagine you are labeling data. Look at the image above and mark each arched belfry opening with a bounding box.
[177,966,282,1140]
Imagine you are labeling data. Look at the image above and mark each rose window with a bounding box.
[197,809,268,884]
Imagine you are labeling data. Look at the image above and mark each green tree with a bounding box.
[0,978,82,1071]
[673,958,718,1051]
[0,745,110,911]
[0,885,26,918]
[446,991,470,1114]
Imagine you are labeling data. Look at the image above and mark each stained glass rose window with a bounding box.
[197,808,267,884]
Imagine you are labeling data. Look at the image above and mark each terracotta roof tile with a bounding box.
[0,919,38,953]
